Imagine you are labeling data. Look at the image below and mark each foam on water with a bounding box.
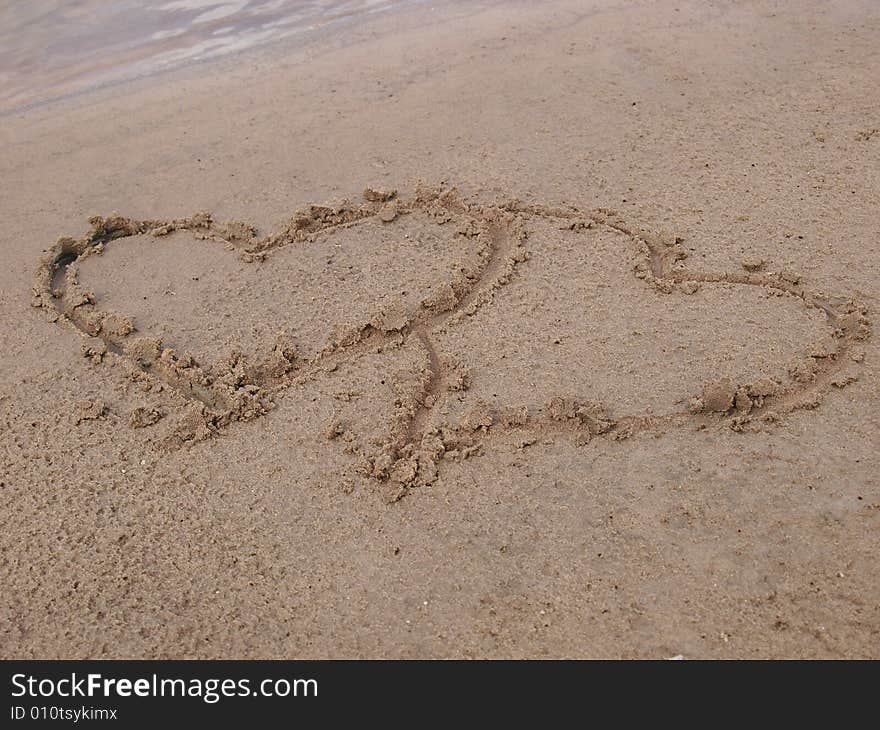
[0,0,410,113]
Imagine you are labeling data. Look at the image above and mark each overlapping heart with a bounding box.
[34,184,870,498]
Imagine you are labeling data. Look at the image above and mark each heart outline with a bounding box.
[33,184,871,499]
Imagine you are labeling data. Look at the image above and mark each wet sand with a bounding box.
[1,0,878,658]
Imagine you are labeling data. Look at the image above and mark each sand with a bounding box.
[1,0,878,659]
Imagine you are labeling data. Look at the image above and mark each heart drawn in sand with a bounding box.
[34,184,871,500]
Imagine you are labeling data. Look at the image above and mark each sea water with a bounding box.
[0,0,410,113]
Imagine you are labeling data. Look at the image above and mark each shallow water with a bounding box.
[0,0,409,113]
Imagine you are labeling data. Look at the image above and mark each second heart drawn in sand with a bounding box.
[34,184,871,499]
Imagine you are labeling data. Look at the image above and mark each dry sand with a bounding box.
[1,0,878,658]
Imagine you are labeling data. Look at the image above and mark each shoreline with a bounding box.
[0,0,447,118]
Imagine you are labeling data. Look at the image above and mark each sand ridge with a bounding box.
[32,183,871,502]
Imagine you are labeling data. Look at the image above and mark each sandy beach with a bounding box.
[1,0,878,658]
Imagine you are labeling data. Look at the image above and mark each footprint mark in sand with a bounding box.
[33,184,871,500]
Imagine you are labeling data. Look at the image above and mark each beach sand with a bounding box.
[1,0,878,658]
